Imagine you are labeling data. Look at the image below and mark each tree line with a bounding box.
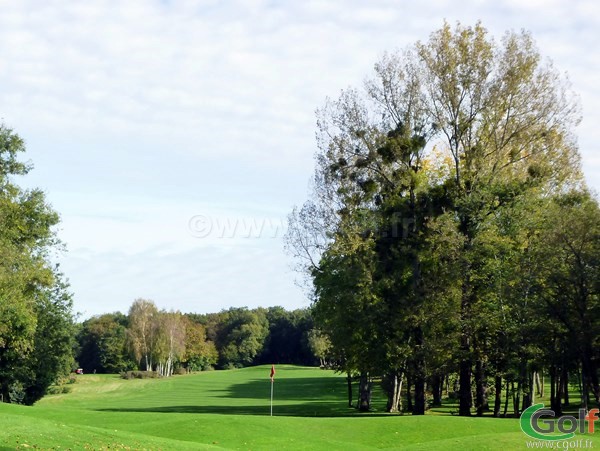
[286,22,599,416]
[76,300,320,375]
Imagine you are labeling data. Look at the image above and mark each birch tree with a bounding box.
[154,311,186,377]
[127,298,158,371]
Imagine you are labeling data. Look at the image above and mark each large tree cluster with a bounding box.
[286,22,599,415]
[76,303,317,374]
[0,125,76,405]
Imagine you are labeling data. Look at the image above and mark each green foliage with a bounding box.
[46,384,72,395]
[77,306,317,375]
[152,310,186,376]
[306,329,332,366]
[127,298,159,371]
[119,370,158,379]
[181,317,218,371]
[21,270,76,404]
[532,192,600,404]
[77,313,135,373]
[288,22,596,416]
[258,307,315,365]
[218,308,269,368]
[0,124,75,405]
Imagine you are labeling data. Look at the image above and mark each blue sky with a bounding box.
[1,0,598,318]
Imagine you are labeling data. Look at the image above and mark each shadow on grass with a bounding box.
[97,376,390,417]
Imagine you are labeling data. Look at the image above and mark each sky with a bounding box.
[0,0,598,319]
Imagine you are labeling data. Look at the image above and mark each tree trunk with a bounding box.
[458,285,473,416]
[413,376,425,415]
[385,372,403,413]
[1,384,9,404]
[534,371,542,398]
[562,367,569,407]
[550,365,562,415]
[522,370,533,411]
[582,349,600,406]
[555,366,564,415]
[493,376,502,417]
[503,379,510,417]
[413,326,426,415]
[459,356,472,416]
[458,218,475,417]
[405,375,413,412]
[587,362,599,407]
[475,358,488,416]
[519,360,533,413]
[581,365,589,411]
[346,372,353,408]
[358,373,371,412]
[397,374,404,413]
[513,380,521,418]
[431,374,443,407]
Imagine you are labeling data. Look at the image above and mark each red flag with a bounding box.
[270,364,275,381]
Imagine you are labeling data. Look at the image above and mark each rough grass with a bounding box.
[0,365,597,450]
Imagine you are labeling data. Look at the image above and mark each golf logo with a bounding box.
[520,403,599,441]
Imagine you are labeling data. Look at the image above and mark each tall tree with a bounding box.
[181,316,218,371]
[288,22,584,416]
[306,329,331,367]
[77,312,133,373]
[127,298,158,371]
[533,192,600,408]
[154,311,186,377]
[259,307,314,365]
[217,308,269,368]
[0,124,74,404]
[313,236,380,411]
[416,23,581,414]
[22,269,76,404]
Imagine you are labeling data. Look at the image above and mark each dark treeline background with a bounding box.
[76,302,320,375]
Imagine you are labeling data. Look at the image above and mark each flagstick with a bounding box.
[270,377,274,416]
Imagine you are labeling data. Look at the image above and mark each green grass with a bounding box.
[0,365,597,450]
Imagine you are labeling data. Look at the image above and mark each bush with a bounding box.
[120,371,158,380]
[46,385,72,395]
[8,382,26,404]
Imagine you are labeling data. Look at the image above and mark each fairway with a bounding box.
[0,365,597,450]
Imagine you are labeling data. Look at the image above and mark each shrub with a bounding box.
[8,382,26,404]
[120,371,158,380]
[46,385,72,395]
